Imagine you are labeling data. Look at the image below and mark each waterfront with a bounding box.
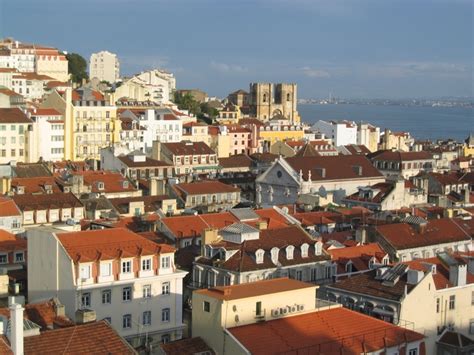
[298,103,473,141]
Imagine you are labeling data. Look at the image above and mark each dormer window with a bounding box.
[121,260,132,274]
[79,264,91,280]
[98,181,105,190]
[346,261,353,273]
[286,245,294,260]
[369,258,375,269]
[255,249,265,264]
[315,242,322,256]
[301,243,309,258]
[271,247,279,265]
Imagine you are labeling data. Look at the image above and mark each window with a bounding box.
[301,243,309,258]
[295,270,303,281]
[14,252,24,263]
[0,254,7,264]
[449,295,455,310]
[286,245,294,260]
[408,349,418,355]
[80,265,91,279]
[81,292,91,308]
[161,308,170,322]
[436,298,440,313]
[122,260,131,273]
[203,301,210,313]
[255,249,264,264]
[142,258,151,271]
[100,262,111,277]
[162,282,170,295]
[122,287,132,302]
[122,314,131,329]
[143,285,152,298]
[101,289,111,304]
[143,311,151,326]
[310,268,317,281]
[161,256,171,269]
[161,334,170,343]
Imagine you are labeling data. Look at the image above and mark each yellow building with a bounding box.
[258,122,305,148]
[41,88,119,161]
[462,133,474,157]
[215,102,241,124]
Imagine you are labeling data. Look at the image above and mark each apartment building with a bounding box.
[28,108,65,162]
[192,278,426,354]
[369,150,435,179]
[0,108,33,164]
[0,197,22,234]
[27,227,188,347]
[312,120,357,147]
[11,72,54,100]
[89,51,120,83]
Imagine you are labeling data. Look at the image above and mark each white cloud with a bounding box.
[365,61,468,79]
[300,66,331,78]
[210,61,248,73]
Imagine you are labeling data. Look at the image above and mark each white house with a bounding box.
[312,120,357,147]
[27,227,188,347]
[89,51,120,83]
[28,108,65,162]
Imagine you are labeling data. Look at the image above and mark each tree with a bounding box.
[173,92,201,116]
[66,53,89,84]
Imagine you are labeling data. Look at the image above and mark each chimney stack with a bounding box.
[9,303,24,355]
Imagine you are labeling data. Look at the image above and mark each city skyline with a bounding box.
[0,0,472,99]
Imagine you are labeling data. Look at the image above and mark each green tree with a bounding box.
[66,53,89,84]
[173,92,201,116]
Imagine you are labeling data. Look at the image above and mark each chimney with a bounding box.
[407,269,424,284]
[75,309,96,324]
[355,226,367,244]
[257,220,268,230]
[449,263,467,287]
[201,228,219,256]
[9,303,23,355]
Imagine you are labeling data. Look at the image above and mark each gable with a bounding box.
[256,158,300,187]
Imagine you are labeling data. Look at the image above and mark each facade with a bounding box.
[89,51,120,83]
[27,227,187,347]
[156,141,218,177]
[380,130,414,152]
[172,181,241,212]
[342,179,427,211]
[357,122,380,152]
[258,122,305,148]
[312,120,357,147]
[121,69,176,105]
[192,225,334,289]
[28,108,65,162]
[0,108,33,164]
[192,278,425,355]
[0,229,27,271]
[256,155,385,205]
[0,197,22,234]
[182,122,212,148]
[249,83,299,123]
[369,150,435,179]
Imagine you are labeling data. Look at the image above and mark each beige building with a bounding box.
[89,51,120,83]
[380,129,414,152]
[249,83,299,123]
[192,278,426,355]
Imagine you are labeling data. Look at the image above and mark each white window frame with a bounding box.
[143,284,152,298]
[162,281,170,295]
[161,308,170,322]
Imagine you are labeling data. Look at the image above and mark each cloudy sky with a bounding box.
[1,0,472,98]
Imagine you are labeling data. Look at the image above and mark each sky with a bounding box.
[0,0,472,99]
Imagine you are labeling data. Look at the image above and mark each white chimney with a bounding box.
[9,303,24,355]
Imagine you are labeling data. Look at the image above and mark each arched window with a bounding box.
[286,245,295,260]
[263,94,267,103]
[255,249,265,264]
[315,242,322,256]
[287,93,291,101]
[271,247,279,265]
[301,243,309,258]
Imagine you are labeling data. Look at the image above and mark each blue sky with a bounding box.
[0,0,472,98]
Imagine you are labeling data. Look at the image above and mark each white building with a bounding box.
[312,120,357,147]
[127,69,176,105]
[89,51,120,84]
[28,108,65,162]
[120,108,182,154]
[27,227,188,347]
[0,108,33,164]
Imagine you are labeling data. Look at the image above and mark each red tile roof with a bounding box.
[218,154,253,169]
[23,320,136,354]
[117,155,171,168]
[75,171,137,193]
[0,88,23,97]
[286,155,383,181]
[0,108,32,124]
[196,278,315,301]
[175,181,240,195]
[369,150,433,162]
[160,337,214,355]
[228,307,425,354]
[375,218,473,250]
[0,230,26,253]
[11,176,62,194]
[57,228,175,262]
[292,211,340,226]
[0,197,21,217]
[163,141,216,156]
[12,192,83,211]
[30,108,62,116]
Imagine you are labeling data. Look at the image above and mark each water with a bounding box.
[298,103,473,142]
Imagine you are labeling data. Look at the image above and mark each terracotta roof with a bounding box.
[163,141,215,156]
[369,150,433,162]
[239,118,265,126]
[228,307,425,354]
[293,143,321,157]
[429,172,465,186]
[375,218,473,250]
[11,176,61,194]
[12,192,83,211]
[12,72,54,81]
[30,108,62,116]
[196,278,315,300]
[0,231,26,253]
[0,108,32,124]
[175,181,240,195]
[160,337,214,355]
[23,320,136,354]
[13,163,52,178]
[286,155,383,181]
[0,197,21,217]
[292,211,340,226]
[0,88,23,97]
[57,228,175,263]
[249,152,278,163]
[344,182,396,203]
[117,155,170,168]
[219,154,253,169]
[46,81,69,88]
[74,171,137,194]
[344,144,371,155]
[329,243,386,261]
[108,195,169,214]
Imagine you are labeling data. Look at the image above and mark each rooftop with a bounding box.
[175,180,240,195]
[0,108,32,124]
